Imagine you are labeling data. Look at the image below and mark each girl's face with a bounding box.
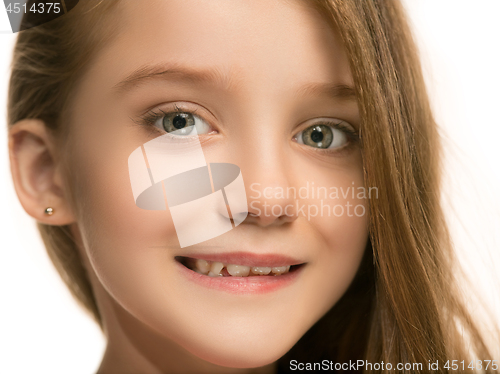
[67,0,368,368]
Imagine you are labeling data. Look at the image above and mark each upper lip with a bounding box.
[177,251,305,268]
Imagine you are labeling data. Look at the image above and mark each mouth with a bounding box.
[175,256,304,277]
[174,253,306,294]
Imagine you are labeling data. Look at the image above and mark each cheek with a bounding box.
[291,153,369,321]
[68,130,180,306]
[309,202,368,313]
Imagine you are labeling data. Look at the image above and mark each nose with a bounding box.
[245,182,299,227]
[240,148,299,228]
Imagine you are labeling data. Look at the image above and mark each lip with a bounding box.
[174,252,306,295]
[176,251,304,268]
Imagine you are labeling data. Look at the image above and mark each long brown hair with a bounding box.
[8,0,498,372]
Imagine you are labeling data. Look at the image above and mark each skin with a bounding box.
[9,0,369,373]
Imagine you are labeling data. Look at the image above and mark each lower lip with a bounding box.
[175,260,304,295]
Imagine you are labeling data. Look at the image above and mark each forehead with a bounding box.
[93,0,354,95]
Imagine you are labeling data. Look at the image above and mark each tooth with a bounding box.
[250,266,272,275]
[271,266,290,275]
[208,262,224,277]
[226,264,250,277]
[195,259,211,274]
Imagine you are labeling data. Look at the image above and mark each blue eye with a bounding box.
[296,123,352,149]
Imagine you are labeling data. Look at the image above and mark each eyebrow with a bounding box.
[113,63,357,101]
[295,82,357,102]
[113,63,237,93]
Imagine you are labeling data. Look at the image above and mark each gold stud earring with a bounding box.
[44,207,54,216]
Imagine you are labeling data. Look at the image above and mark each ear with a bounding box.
[8,119,75,225]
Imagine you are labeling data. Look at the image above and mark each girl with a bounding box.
[7,0,498,372]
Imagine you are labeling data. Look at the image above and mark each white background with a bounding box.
[1,1,499,372]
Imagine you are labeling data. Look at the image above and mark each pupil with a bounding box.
[310,129,323,143]
[173,115,187,129]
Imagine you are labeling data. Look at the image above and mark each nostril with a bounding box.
[229,211,248,226]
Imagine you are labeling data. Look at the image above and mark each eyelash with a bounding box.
[137,104,202,129]
[300,120,359,154]
[136,104,359,152]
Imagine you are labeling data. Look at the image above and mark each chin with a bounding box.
[180,330,296,369]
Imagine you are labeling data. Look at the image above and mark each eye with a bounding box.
[153,111,212,136]
[295,122,354,149]
[138,106,213,136]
